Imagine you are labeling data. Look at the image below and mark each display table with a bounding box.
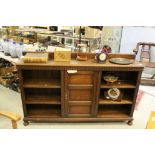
[16,53,144,126]
[0,52,20,91]
[0,52,19,65]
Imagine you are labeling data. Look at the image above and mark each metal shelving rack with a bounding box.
[38,32,100,52]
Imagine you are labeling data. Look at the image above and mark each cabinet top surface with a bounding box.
[16,59,144,69]
[0,52,144,69]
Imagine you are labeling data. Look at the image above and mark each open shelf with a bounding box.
[100,82,136,89]
[23,78,61,88]
[99,89,134,105]
[97,105,131,118]
[22,70,61,88]
[25,94,61,104]
[101,71,139,86]
[24,88,61,104]
[99,98,133,104]
[26,104,61,118]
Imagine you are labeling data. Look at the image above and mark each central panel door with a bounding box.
[65,70,97,117]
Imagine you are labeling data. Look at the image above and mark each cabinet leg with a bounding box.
[127,120,133,126]
[23,121,29,126]
[11,120,17,129]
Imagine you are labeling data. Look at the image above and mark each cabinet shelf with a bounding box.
[100,83,136,89]
[97,105,130,118]
[26,104,61,118]
[25,94,61,104]
[99,98,133,105]
[97,110,129,118]
[23,79,61,88]
[99,89,134,105]
[8,35,36,40]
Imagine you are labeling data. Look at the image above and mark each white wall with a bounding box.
[100,26,122,53]
[120,26,155,54]
[120,26,155,75]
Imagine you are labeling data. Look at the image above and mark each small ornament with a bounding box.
[96,52,107,63]
[104,88,123,101]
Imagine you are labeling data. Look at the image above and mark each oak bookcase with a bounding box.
[16,53,143,126]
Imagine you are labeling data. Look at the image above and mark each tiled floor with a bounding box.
[0,85,155,129]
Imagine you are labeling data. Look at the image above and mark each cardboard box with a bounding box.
[85,27,100,38]
[146,111,155,129]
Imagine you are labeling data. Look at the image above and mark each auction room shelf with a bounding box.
[16,53,144,126]
[23,79,61,88]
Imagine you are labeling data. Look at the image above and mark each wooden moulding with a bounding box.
[23,52,135,61]
[53,52,136,60]
[23,117,133,122]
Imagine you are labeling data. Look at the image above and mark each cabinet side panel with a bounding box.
[61,70,65,117]
[92,71,101,116]
[18,69,27,117]
[130,70,143,116]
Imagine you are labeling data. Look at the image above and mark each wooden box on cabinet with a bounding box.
[54,51,71,62]
[16,53,144,126]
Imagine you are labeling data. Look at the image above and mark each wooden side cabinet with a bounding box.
[16,53,144,126]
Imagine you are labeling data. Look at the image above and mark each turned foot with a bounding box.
[11,120,17,129]
[127,120,133,126]
[23,121,29,126]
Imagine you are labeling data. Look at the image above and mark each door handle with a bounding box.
[67,70,77,74]
[65,93,68,100]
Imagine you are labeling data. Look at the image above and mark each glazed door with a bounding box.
[64,70,98,117]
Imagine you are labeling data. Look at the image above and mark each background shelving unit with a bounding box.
[38,33,100,52]
[7,29,37,43]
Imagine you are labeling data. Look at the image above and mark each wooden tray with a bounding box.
[109,58,134,65]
